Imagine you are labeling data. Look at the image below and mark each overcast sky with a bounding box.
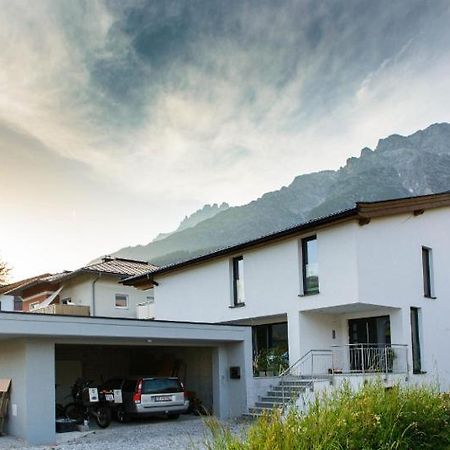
[1,0,450,281]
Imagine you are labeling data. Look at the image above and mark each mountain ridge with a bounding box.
[110,122,450,266]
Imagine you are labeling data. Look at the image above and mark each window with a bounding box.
[115,294,128,309]
[302,235,319,295]
[422,247,434,298]
[232,256,245,306]
[61,297,71,305]
[29,301,40,311]
[410,307,422,374]
[146,295,155,304]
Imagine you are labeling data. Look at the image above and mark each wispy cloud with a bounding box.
[1,0,450,279]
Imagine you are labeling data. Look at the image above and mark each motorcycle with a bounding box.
[64,378,112,428]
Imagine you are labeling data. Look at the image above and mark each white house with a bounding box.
[1,257,157,319]
[124,192,450,403]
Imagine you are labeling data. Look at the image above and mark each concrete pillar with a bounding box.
[211,346,229,418]
[287,310,301,365]
[0,339,55,445]
[24,339,55,445]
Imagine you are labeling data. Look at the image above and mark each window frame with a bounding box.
[114,293,129,309]
[301,235,319,296]
[421,246,435,298]
[232,255,245,307]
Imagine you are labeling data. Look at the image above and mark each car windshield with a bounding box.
[142,378,183,394]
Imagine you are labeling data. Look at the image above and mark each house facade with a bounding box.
[1,257,157,319]
[124,193,450,391]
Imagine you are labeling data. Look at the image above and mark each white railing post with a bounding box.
[360,346,365,374]
[384,346,388,377]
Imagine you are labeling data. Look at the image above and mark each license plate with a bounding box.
[154,395,172,402]
[105,394,114,401]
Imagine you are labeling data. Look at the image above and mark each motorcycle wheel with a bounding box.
[64,403,84,424]
[116,406,130,423]
[94,405,112,428]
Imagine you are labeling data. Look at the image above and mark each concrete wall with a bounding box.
[0,339,55,445]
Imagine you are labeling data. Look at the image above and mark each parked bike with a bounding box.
[64,378,112,428]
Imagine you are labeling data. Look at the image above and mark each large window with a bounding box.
[422,246,434,298]
[232,256,245,306]
[302,235,319,295]
[115,294,129,309]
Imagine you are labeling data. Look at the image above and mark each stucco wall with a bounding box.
[356,207,450,389]
[60,274,152,318]
[154,222,359,324]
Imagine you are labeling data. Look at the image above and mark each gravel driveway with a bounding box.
[0,416,249,450]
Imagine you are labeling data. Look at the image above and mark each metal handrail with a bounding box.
[330,343,408,375]
[279,349,332,377]
[279,349,332,408]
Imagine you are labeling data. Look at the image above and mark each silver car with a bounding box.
[115,377,189,422]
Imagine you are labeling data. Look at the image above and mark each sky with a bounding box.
[1,0,450,281]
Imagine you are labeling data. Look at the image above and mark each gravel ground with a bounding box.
[0,416,250,450]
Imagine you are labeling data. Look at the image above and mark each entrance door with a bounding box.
[348,316,391,371]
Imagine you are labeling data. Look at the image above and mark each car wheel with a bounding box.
[167,413,180,420]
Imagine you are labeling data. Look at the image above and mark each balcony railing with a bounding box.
[331,344,408,375]
[281,344,409,380]
[30,304,90,316]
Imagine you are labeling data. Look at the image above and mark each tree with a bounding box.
[0,258,10,285]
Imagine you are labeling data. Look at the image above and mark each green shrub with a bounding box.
[205,383,450,450]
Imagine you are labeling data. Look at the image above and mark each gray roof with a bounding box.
[82,257,157,277]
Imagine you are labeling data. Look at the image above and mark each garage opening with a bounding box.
[55,343,213,423]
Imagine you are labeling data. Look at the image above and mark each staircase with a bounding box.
[245,349,334,418]
[245,377,313,417]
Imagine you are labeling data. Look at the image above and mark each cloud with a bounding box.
[2,0,450,279]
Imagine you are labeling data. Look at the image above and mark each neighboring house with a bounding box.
[4,257,158,319]
[124,192,450,398]
[0,274,49,312]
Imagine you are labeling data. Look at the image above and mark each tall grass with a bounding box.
[204,383,450,450]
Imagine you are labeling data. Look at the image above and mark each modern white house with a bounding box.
[1,192,449,444]
[0,257,157,319]
[124,192,450,410]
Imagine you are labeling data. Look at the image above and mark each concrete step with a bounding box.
[261,395,295,402]
[255,400,285,408]
[248,406,282,415]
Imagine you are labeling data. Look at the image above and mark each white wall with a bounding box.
[356,207,450,389]
[0,295,15,311]
[154,222,360,324]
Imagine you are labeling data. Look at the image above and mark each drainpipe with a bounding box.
[92,273,101,317]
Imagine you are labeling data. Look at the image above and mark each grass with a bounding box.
[204,382,450,450]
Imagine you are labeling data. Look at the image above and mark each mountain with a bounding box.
[111,123,450,266]
[152,202,229,242]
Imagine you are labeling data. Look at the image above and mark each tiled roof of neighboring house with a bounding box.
[123,191,450,286]
[82,257,158,277]
[4,258,158,296]
[0,273,52,295]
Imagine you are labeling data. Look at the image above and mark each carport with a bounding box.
[0,312,252,445]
